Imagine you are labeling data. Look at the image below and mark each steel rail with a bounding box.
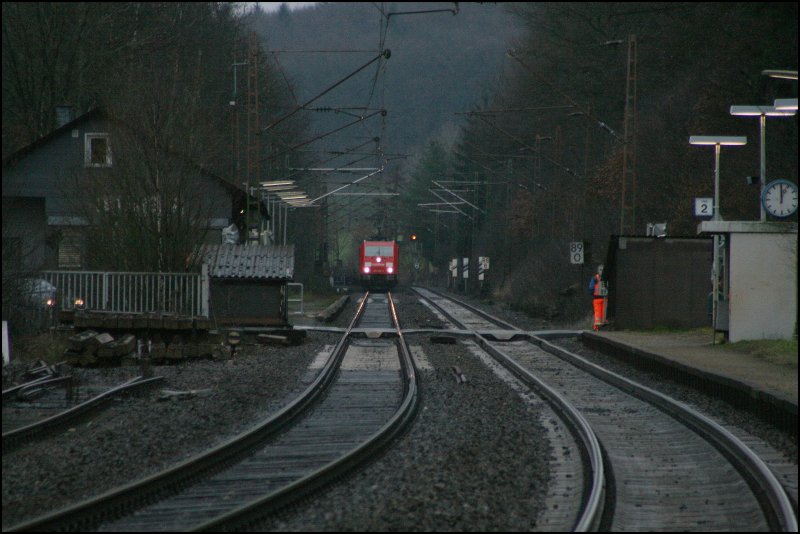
[190,292,420,531]
[413,286,797,532]
[2,375,164,452]
[3,375,58,402]
[12,375,73,401]
[535,336,798,533]
[6,297,371,532]
[411,286,606,531]
[413,286,521,330]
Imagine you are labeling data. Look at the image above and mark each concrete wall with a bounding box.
[728,231,797,341]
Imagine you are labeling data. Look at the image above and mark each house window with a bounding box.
[57,228,84,269]
[85,133,112,167]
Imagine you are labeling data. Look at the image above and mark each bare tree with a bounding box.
[57,3,242,272]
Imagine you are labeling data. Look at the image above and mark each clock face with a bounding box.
[762,180,798,218]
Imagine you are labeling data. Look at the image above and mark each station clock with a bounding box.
[761,179,798,218]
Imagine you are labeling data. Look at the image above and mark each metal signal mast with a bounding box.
[246,31,263,244]
[620,34,638,235]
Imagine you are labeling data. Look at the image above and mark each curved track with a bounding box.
[413,286,797,532]
[7,292,419,532]
[3,375,164,452]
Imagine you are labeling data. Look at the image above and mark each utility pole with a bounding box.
[231,58,247,186]
[620,34,638,235]
[246,31,262,245]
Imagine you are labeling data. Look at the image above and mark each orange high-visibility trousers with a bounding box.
[593,298,605,330]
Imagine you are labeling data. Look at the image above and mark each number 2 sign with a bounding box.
[694,198,713,218]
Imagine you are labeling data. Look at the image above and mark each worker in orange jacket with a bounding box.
[588,264,608,331]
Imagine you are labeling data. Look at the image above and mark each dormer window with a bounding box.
[85,133,112,167]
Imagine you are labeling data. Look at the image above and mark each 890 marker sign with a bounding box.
[570,242,584,264]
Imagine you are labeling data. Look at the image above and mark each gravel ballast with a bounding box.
[276,346,550,531]
[2,338,326,529]
[3,287,795,531]
[258,292,553,531]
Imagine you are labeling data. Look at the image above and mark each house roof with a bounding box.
[3,108,103,167]
[3,108,266,219]
[199,244,294,280]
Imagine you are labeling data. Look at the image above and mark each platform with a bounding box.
[583,330,797,433]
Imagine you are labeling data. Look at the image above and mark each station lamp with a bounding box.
[761,69,798,80]
[689,135,746,340]
[689,136,747,221]
[773,98,798,111]
[729,105,796,221]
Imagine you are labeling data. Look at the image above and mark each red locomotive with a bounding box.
[359,240,399,289]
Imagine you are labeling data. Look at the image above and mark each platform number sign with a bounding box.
[570,242,584,265]
[694,197,713,218]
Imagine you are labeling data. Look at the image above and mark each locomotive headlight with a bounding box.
[363,266,370,274]
[387,267,394,274]
[376,257,382,263]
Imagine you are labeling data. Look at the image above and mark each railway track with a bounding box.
[3,375,164,452]
[412,286,797,532]
[6,289,794,531]
[7,292,419,532]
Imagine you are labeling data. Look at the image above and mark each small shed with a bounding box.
[200,244,294,326]
[697,221,797,341]
[604,236,713,330]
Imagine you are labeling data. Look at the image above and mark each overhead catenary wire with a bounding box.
[262,109,387,163]
[473,114,580,179]
[506,49,623,143]
[456,105,573,115]
[455,141,544,191]
[280,139,378,182]
[303,3,462,250]
[311,167,385,204]
[292,154,376,186]
[268,51,300,107]
[385,4,460,20]
[267,49,378,53]
[262,50,391,133]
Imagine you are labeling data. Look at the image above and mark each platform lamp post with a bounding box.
[689,136,747,342]
[729,105,796,221]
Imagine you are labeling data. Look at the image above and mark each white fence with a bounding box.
[41,266,209,317]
